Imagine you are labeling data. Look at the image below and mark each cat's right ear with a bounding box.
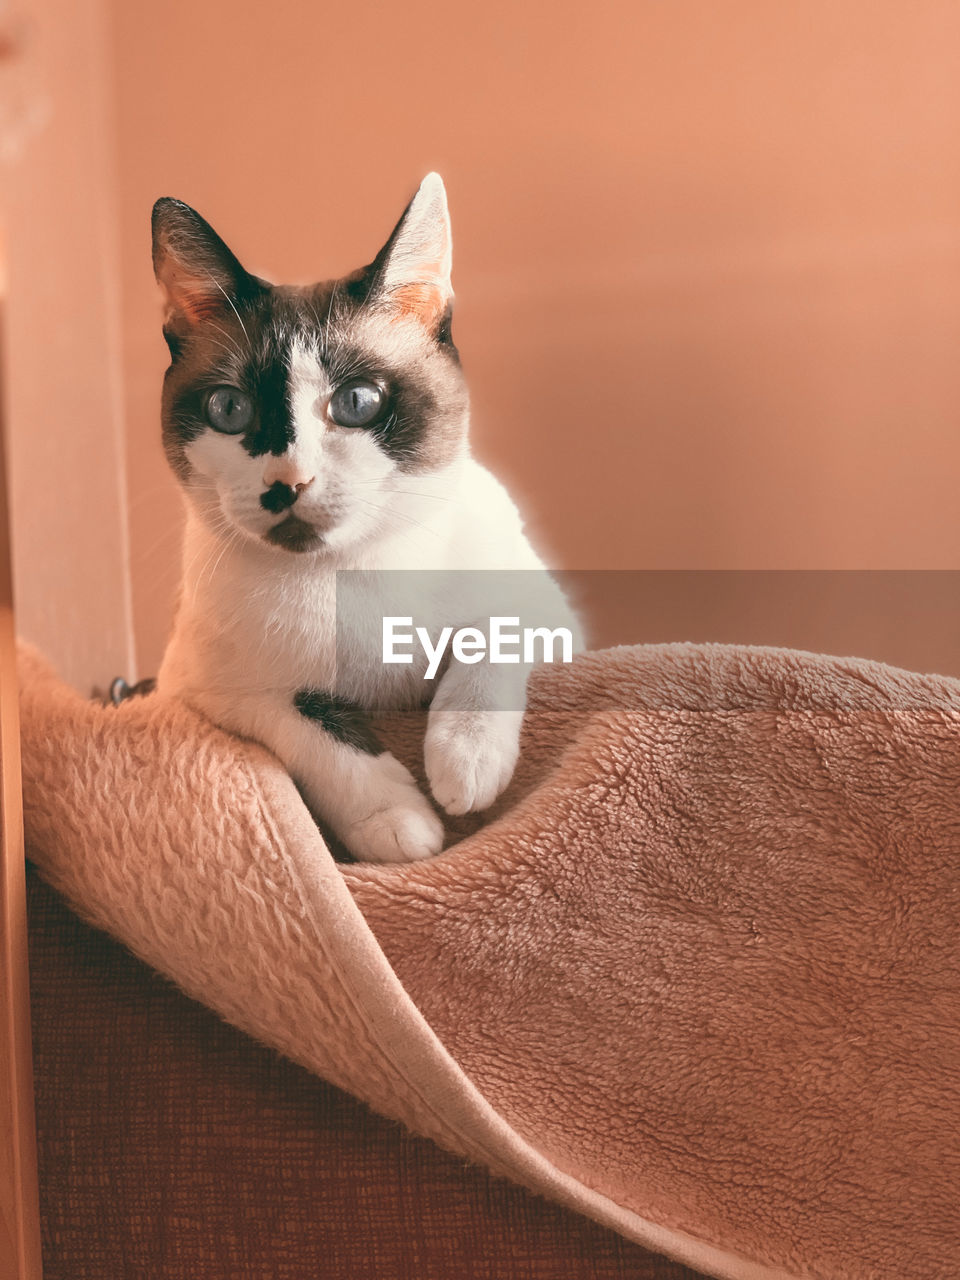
[369,174,453,333]
[151,198,255,327]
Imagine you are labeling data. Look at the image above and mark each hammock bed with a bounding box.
[17,640,960,1280]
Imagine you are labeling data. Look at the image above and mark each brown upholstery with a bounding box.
[27,867,696,1279]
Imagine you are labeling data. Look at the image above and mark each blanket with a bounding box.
[16,641,960,1280]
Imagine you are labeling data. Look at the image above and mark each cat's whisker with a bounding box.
[322,282,339,363]
[194,526,242,602]
[307,298,326,350]
[203,270,252,351]
[205,318,253,364]
[185,550,217,609]
[166,285,250,363]
[355,496,442,539]
[185,531,225,592]
[181,511,243,605]
[323,284,353,377]
[202,334,247,365]
[391,489,453,501]
[126,481,181,516]
[358,483,453,503]
[132,525,184,566]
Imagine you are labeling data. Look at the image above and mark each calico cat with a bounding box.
[152,174,578,863]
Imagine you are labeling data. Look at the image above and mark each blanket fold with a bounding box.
[16,641,960,1280]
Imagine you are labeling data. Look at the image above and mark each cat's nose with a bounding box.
[262,459,315,492]
[260,480,312,513]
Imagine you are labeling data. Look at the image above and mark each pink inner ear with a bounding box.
[391,282,447,329]
[163,264,223,324]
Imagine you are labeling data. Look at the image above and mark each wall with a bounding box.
[3,0,134,691]
[94,2,960,670]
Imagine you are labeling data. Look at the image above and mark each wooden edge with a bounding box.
[0,294,43,1275]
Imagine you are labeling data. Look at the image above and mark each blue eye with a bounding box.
[206,386,254,434]
[329,379,386,428]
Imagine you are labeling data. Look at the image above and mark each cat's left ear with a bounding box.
[372,173,453,333]
[151,197,257,327]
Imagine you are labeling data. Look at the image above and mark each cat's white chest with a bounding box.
[202,555,434,709]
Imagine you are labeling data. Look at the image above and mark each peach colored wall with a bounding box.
[3,0,134,692]
[106,0,960,673]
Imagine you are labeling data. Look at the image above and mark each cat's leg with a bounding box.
[196,687,444,864]
[422,586,584,815]
[423,660,527,816]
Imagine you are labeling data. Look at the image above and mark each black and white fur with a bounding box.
[152,174,577,863]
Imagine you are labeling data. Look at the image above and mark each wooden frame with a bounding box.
[0,298,43,1278]
[0,3,136,1265]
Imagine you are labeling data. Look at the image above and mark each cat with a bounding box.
[152,174,579,863]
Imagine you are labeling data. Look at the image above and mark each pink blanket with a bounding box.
[17,641,960,1279]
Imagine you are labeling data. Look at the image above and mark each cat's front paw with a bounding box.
[345,803,444,864]
[424,709,521,816]
[339,753,444,864]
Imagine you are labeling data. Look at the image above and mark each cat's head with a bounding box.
[151,174,468,556]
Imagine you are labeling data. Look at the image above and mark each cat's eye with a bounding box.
[328,379,386,428]
[205,386,254,434]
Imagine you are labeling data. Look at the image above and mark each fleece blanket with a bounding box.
[16,641,960,1280]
